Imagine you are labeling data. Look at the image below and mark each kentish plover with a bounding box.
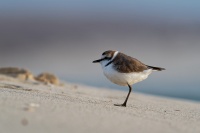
[93,50,165,107]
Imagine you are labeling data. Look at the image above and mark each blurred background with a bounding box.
[0,0,200,101]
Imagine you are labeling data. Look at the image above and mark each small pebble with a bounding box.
[21,118,28,126]
[23,103,40,112]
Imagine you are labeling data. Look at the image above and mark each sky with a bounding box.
[1,0,200,22]
[0,0,200,101]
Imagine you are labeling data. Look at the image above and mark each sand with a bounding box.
[0,74,200,133]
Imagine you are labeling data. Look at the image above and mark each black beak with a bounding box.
[92,58,104,63]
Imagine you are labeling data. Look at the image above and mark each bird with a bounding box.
[92,50,165,107]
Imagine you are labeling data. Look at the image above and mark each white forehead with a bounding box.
[101,54,106,58]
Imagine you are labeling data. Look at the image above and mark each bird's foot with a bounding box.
[114,103,126,107]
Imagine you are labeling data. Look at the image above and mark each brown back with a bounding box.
[112,52,148,73]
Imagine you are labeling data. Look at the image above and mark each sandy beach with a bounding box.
[0,74,200,133]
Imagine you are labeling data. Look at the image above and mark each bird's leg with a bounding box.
[114,84,132,107]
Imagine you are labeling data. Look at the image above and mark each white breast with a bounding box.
[100,60,152,86]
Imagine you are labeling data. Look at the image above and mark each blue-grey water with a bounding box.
[62,73,200,102]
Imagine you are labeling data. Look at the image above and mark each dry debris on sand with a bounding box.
[0,67,60,85]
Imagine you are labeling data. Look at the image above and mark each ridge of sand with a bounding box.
[0,74,200,133]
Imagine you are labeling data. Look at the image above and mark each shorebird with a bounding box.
[93,50,165,107]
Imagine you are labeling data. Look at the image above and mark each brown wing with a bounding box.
[112,53,148,73]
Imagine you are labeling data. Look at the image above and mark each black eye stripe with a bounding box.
[105,57,111,60]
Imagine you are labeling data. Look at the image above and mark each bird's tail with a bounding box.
[147,65,165,71]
